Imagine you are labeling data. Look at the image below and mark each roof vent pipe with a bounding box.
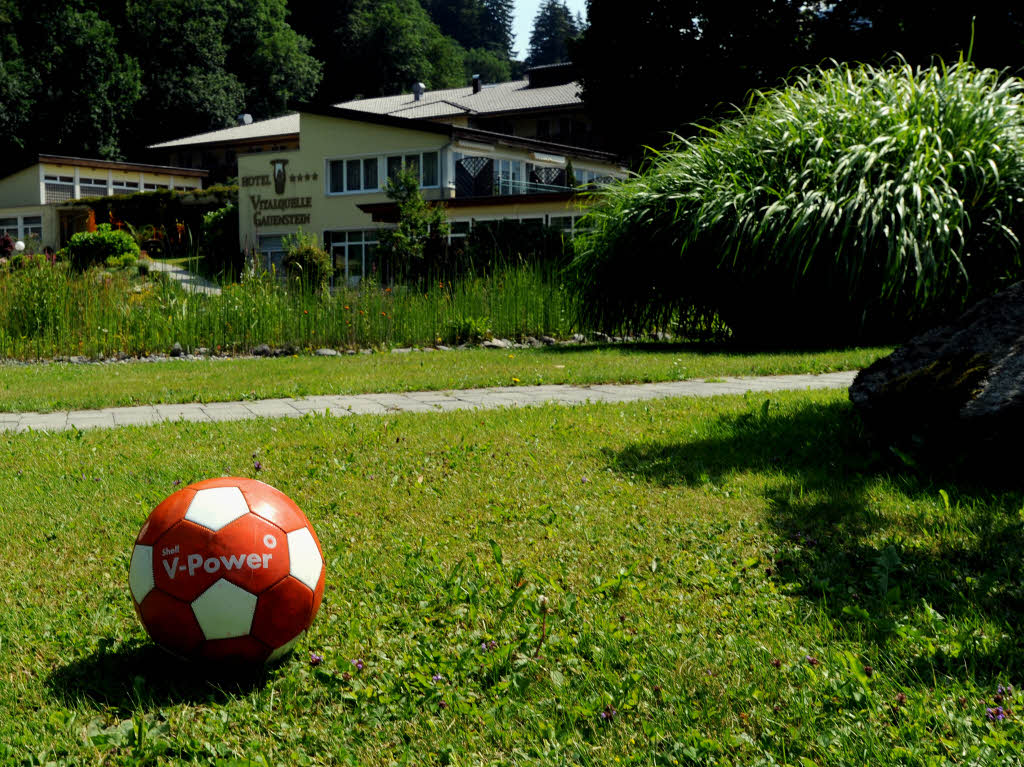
[472,74,481,94]
[412,82,426,101]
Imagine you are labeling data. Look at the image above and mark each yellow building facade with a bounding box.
[238,108,624,285]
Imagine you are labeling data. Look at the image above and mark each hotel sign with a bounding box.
[245,159,318,227]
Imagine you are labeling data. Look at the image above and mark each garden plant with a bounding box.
[572,59,1024,345]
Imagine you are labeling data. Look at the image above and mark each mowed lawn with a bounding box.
[0,344,890,413]
[1,389,1021,765]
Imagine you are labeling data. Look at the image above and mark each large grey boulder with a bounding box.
[850,281,1024,475]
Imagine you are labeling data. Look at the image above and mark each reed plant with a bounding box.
[0,260,580,359]
[572,59,1024,345]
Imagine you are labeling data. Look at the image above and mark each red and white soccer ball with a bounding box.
[128,477,325,665]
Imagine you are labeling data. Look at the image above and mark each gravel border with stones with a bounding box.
[0,332,660,367]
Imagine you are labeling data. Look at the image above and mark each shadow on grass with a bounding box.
[604,397,1024,682]
[46,638,269,711]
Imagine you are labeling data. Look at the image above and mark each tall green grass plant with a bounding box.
[0,261,580,359]
[572,59,1024,345]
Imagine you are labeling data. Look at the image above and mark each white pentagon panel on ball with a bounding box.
[267,631,305,664]
[184,486,251,532]
[287,528,323,590]
[128,544,155,603]
[191,578,258,640]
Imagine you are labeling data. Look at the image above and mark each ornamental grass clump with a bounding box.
[572,59,1024,345]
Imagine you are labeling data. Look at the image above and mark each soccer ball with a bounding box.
[128,477,325,665]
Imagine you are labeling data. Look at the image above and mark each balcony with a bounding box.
[454,156,571,198]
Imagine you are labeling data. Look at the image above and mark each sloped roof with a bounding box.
[340,80,581,118]
[148,113,301,149]
[147,79,582,150]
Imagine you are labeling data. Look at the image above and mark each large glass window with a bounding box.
[0,218,16,236]
[494,159,523,195]
[324,229,382,287]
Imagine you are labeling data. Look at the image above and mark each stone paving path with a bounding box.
[1,372,857,433]
[146,260,222,295]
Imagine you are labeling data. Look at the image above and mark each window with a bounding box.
[324,229,382,287]
[259,235,287,273]
[22,216,42,239]
[79,177,109,197]
[0,215,44,241]
[113,180,139,192]
[448,220,470,243]
[328,157,380,194]
[387,155,402,181]
[144,183,169,190]
[385,151,439,187]
[422,152,438,187]
[494,159,524,195]
[44,175,74,203]
[574,169,614,189]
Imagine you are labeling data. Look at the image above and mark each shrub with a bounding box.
[465,220,570,273]
[571,59,1024,345]
[66,224,140,271]
[281,229,330,291]
[377,167,449,282]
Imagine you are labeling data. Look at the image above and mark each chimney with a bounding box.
[472,74,482,94]
[412,82,426,101]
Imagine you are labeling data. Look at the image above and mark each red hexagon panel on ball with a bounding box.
[129,477,325,666]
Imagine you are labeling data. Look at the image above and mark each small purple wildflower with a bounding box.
[805,655,819,667]
[173,479,181,486]
[988,706,1006,722]
[480,640,498,652]
[600,705,617,721]
[438,700,447,710]
[253,459,263,472]
[432,673,443,684]
[581,476,589,484]
[309,651,324,667]
[351,658,365,671]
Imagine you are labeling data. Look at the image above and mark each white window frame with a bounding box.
[0,214,44,241]
[325,148,442,197]
[323,228,386,287]
[326,153,382,196]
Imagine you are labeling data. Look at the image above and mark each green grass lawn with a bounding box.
[2,389,1021,765]
[0,344,890,413]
